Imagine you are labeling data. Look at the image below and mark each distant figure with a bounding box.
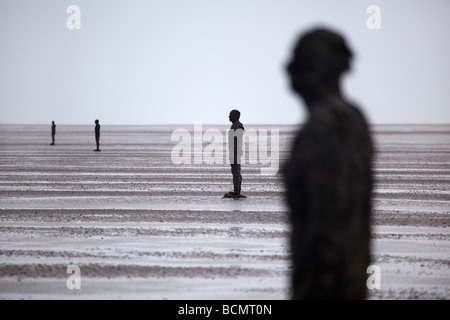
[94,119,101,151]
[283,28,373,299]
[50,121,56,145]
[223,109,246,199]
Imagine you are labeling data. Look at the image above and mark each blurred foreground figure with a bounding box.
[283,28,373,299]
[94,119,101,151]
[223,109,246,199]
[50,121,56,145]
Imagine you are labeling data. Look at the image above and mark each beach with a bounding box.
[0,124,449,300]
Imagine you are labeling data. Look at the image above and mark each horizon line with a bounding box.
[0,123,449,127]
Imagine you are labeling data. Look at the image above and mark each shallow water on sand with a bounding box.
[0,124,449,299]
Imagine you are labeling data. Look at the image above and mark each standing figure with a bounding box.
[94,119,101,151]
[50,121,56,145]
[223,109,246,199]
[283,28,374,299]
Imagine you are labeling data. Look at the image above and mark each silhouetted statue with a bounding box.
[94,119,101,151]
[283,28,374,299]
[223,109,246,199]
[50,121,56,145]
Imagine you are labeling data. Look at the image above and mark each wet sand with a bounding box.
[0,124,449,299]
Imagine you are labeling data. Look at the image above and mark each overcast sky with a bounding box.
[1,0,449,125]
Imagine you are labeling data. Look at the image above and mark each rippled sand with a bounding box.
[0,124,449,299]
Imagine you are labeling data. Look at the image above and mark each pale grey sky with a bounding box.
[1,0,449,125]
